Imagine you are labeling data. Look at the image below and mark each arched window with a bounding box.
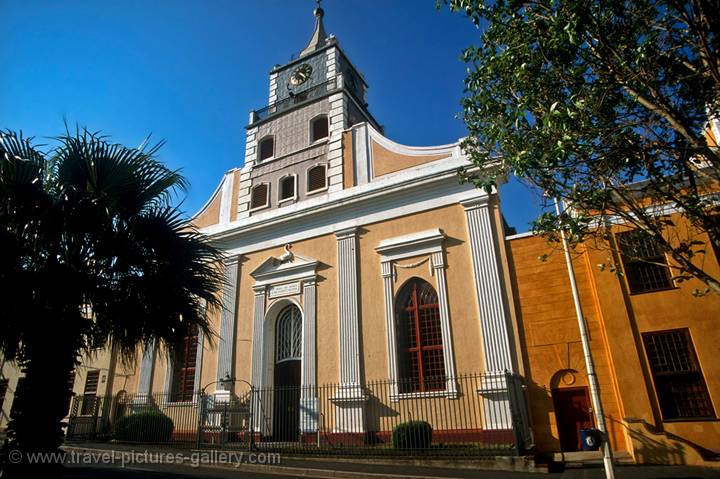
[310,115,328,142]
[396,278,445,393]
[250,183,269,209]
[258,136,274,162]
[276,305,302,362]
[279,175,296,202]
[306,164,327,193]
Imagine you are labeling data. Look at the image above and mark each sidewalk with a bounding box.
[61,442,720,479]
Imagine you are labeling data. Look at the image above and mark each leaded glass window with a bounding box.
[396,278,446,393]
[276,305,302,362]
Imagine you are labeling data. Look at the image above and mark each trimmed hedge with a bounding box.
[113,411,174,443]
[391,420,433,449]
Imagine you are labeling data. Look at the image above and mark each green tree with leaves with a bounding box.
[0,129,223,477]
[441,0,720,293]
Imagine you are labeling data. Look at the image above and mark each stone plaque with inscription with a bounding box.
[268,282,301,298]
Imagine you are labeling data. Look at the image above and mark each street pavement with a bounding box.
[61,461,720,479]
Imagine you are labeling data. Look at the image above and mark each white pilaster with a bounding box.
[250,285,266,433]
[431,250,458,397]
[134,340,156,406]
[216,256,240,401]
[380,261,399,398]
[336,227,362,385]
[332,227,366,432]
[250,286,266,390]
[462,196,515,429]
[300,278,319,432]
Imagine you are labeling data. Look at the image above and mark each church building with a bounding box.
[129,3,527,446]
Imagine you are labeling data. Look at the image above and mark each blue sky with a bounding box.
[1,0,542,232]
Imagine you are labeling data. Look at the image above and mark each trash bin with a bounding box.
[580,428,603,451]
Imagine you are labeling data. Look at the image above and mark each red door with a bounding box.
[552,387,594,451]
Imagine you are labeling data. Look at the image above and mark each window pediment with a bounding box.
[376,229,445,262]
[251,251,318,288]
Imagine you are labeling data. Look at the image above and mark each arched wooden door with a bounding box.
[273,304,302,441]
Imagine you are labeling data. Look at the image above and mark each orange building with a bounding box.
[507,216,720,464]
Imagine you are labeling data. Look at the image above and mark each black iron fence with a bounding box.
[66,373,531,456]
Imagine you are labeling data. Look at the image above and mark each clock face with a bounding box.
[289,64,313,86]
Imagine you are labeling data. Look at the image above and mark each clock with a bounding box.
[289,64,313,86]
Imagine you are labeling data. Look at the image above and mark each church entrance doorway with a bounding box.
[273,360,301,441]
[272,304,302,441]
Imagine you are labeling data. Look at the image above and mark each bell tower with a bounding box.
[236,3,380,220]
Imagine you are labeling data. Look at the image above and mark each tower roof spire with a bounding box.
[299,0,329,57]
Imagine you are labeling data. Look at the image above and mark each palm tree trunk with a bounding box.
[2,327,77,478]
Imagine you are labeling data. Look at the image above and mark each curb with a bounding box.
[61,445,548,479]
[61,445,469,479]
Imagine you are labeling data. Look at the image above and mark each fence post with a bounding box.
[196,392,205,449]
[248,386,254,452]
[221,401,228,448]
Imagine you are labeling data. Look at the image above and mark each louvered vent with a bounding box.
[251,184,269,209]
[307,165,327,192]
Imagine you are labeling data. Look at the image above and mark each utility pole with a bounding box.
[555,198,616,479]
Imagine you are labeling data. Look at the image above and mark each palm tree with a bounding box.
[0,129,223,477]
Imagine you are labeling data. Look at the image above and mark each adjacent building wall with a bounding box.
[508,222,720,455]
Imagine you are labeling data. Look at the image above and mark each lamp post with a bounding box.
[197,374,254,451]
[554,198,615,479]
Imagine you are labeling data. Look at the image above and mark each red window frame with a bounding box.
[397,278,446,393]
[171,324,199,402]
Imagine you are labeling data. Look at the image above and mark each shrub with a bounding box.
[392,420,433,450]
[113,411,174,443]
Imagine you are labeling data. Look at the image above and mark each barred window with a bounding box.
[616,230,673,293]
[396,278,446,393]
[258,136,274,161]
[307,164,327,192]
[310,115,328,142]
[279,176,296,201]
[643,329,714,420]
[250,183,269,209]
[171,323,199,402]
[276,305,302,362]
[80,370,100,415]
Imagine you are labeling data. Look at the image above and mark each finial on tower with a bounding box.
[300,0,328,57]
